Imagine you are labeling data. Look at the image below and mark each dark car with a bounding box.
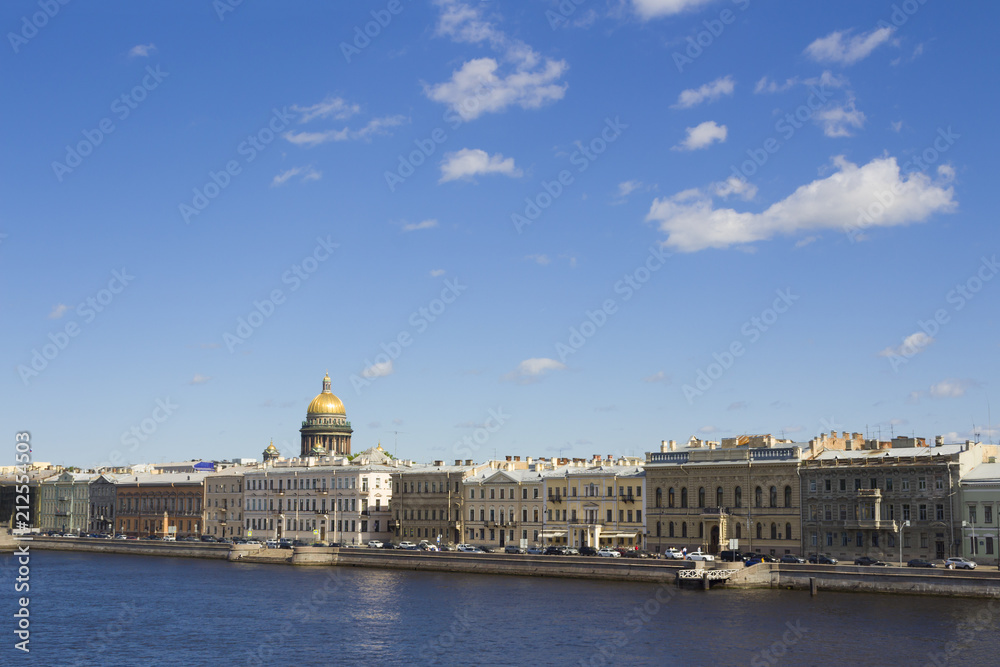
[780,554,806,564]
[808,554,838,565]
[291,539,307,547]
[544,546,566,555]
[744,553,778,563]
[907,558,936,568]
[719,550,745,562]
[744,556,763,567]
[623,550,654,559]
[381,542,398,549]
[579,546,599,556]
[854,556,888,566]
[478,546,496,554]
[504,545,526,554]
[200,535,217,542]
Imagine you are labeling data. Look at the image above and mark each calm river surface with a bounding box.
[2,550,995,666]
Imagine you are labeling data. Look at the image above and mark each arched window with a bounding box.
[680,488,688,508]
[734,486,742,508]
[655,488,662,508]
[756,522,762,540]
[668,488,675,508]
[716,486,724,508]
[735,523,742,539]
[698,522,704,538]
[769,486,778,508]
[656,521,661,537]
[785,523,792,540]
[669,521,675,538]
[755,486,763,508]
[770,523,777,540]
[784,486,792,508]
[697,487,705,508]
[681,523,687,538]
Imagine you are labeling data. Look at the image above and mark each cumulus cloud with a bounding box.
[632,0,717,20]
[271,166,321,186]
[439,148,522,182]
[815,95,866,137]
[284,115,408,147]
[291,96,360,123]
[879,332,934,359]
[672,76,735,109]
[48,304,69,319]
[646,155,956,252]
[402,219,439,232]
[710,176,757,200]
[617,180,645,198]
[362,360,394,378]
[805,27,895,65]
[754,76,798,94]
[503,357,566,383]
[426,2,568,120]
[754,71,848,94]
[128,43,156,58]
[929,378,976,399]
[673,121,727,151]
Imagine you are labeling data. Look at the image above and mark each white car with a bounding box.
[597,548,621,558]
[686,550,715,562]
[367,540,383,549]
[664,548,685,559]
[945,557,977,570]
[456,544,479,552]
[398,541,418,550]
[265,539,278,549]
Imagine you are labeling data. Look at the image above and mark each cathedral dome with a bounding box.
[307,373,346,415]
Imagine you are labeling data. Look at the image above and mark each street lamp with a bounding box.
[897,519,909,566]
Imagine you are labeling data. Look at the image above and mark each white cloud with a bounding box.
[128,43,156,58]
[362,359,394,378]
[48,304,69,319]
[617,180,644,198]
[727,401,747,411]
[646,155,956,252]
[271,166,321,186]
[805,27,895,65]
[673,121,727,151]
[755,71,848,94]
[429,269,446,277]
[815,95,866,137]
[190,374,211,385]
[879,332,934,359]
[929,378,976,399]
[403,219,439,232]
[439,148,522,182]
[435,0,502,46]
[284,115,407,147]
[794,236,818,248]
[754,76,798,94]
[632,0,717,20]
[503,357,566,383]
[291,96,360,123]
[643,371,670,383]
[672,76,735,109]
[890,120,903,133]
[710,176,757,201]
[525,254,550,265]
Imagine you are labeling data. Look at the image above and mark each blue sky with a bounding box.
[3,0,999,468]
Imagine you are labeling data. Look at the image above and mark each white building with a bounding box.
[39,471,98,534]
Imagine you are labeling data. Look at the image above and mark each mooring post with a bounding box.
[702,573,710,590]
[810,577,818,597]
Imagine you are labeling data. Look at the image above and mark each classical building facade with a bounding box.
[88,473,118,534]
[645,437,812,557]
[39,471,96,535]
[243,446,395,545]
[959,462,1000,566]
[299,373,353,458]
[463,460,544,548]
[391,460,487,545]
[204,468,251,539]
[115,472,209,537]
[800,441,998,563]
[541,458,647,550]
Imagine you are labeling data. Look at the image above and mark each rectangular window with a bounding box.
[825,479,832,492]
[935,478,944,491]
[854,479,862,491]
[987,537,995,555]
[522,488,528,500]
[841,533,849,547]
[986,506,993,524]
[619,510,624,522]
[935,504,944,521]
[969,506,977,523]
[839,505,847,521]
[902,504,911,521]
[902,479,910,492]
[870,478,877,490]
[824,505,832,521]
[918,477,926,491]
[920,533,928,549]
[809,480,817,493]
[636,510,642,523]
[885,478,893,492]
[839,479,846,492]
[627,510,633,523]
[826,532,833,547]
[810,532,817,546]
[607,509,613,522]
[856,532,863,547]
[919,505,927,521]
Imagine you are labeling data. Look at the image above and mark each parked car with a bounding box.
[367,540,383,549]
[180,536,199,542]
[808,554,838,565]
[381,542,398,549]
[597,548,621,558]
[780,554,806,564]
[544,546,566,555]
[114,534,128,540]
[945,557,977,570]
[579,546,599,556]
[854,556,888,566]
[456,544,478,552]
[398,541,418,550]
[664,548,685,559]
[624,550,654,559]
[290,539,307,547]
[526,546,544,554]
[907,558,936,568]
[438,544,457,551]
[564,547,581,556]
[419,543,439,551]
[743,553,778,563]
[200,535,217,542]
[265,539,278,549]
[686,550,715,562]
[745,556,764,567]
[478,546,496,554]
[505,545,526,554]
[719,550,745,562]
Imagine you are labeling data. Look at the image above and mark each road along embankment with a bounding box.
[25,536,231,559]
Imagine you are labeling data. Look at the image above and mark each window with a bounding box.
[655,488,662,508]
[734,486,742,508]
[935,478,944,491]
[825,479,832,492]
[770,523,777,540]
[668,488,675,508]
[636,510,642,523]
[669,522,675,538]
[522,488,527,500]
[918,477,926,491]
[809,479,817,493]
[769,487,777,508]
[755,487,763,508]
[698,487,705,508]
[784,486,792,508]
[870,478,878,490]
[902,478,910,491]
[681,523,687,538]
[735,523,741,539]
[854,479,862,491]
[716,487,724,508]
[698,523,704,539]
[680,488,688,508]
[986,506,993,524]
[839,479,846,492]
[987,537,995,555]
[607,509,613,523]
[470,489,475,499]
[885,478,893,492]
[856,532,863,547]
[656,521,661,537]
[969,506,977,523]
[919,505,927,521]
[490,489,495,499]
[756,523,762,540]
[902,504,911,521]
[936,504,945,521]
[785,523,792,540]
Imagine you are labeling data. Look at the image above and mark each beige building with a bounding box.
[463,459,545,549]
[204,468,252,539]
[391,460,488,545]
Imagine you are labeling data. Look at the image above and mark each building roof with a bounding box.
[543,464,645,479]
[811,445,966,461]
[962,462,1000,483]
[116,472,212,486]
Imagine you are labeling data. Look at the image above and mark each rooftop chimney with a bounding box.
[455,459,462,466]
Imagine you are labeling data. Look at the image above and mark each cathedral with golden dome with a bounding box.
[298,373,353,457]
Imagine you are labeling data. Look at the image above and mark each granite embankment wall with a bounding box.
[23,536,231,559]
[727,562,1000,598]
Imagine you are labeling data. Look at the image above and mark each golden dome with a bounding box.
[307,373,346,415]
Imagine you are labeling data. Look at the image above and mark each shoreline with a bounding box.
[13,537,1000,599]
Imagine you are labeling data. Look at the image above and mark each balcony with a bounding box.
[619,494,636,504]
[701,508,727,516]
[548,494,563,503]
[857,489,882,499]
[843,519,885,530]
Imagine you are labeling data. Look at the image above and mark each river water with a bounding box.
[2,550,995,666]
